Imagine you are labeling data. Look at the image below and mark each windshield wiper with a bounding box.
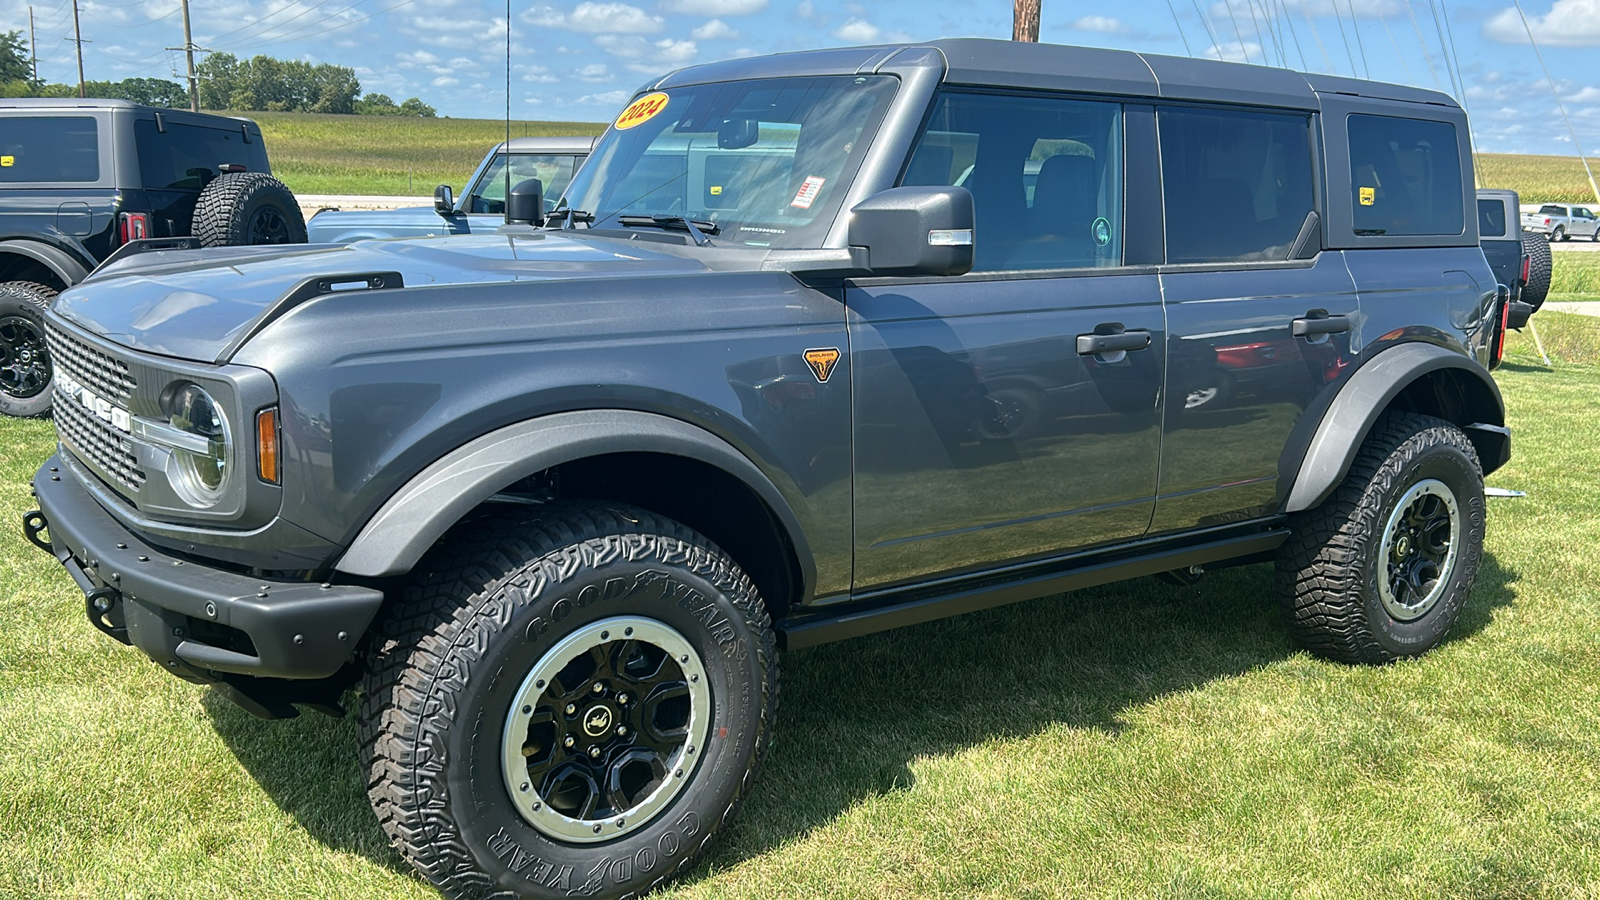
[546,208,594,229]
[616,214,719,246]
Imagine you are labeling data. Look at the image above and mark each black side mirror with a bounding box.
[1506,299,1534,330]
[507,178,545,226]
[847,186,974,276]
[717,118,759,150]
[434,184,455,215]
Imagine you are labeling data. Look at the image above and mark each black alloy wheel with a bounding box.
[0,314,49,401]
[246,206,293,244]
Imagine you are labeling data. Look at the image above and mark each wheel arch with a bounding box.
[334,409,814,618]
[0,240,91,291]
[1280,342,1507,513]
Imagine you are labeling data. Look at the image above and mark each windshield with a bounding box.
[469,153,585,214]
[559,75,898,248]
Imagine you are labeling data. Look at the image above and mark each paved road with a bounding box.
[1543,301,1600,316]
[296,194,431,220]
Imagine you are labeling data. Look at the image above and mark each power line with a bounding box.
[1345,0,1370,78]
[1277,0,1308,70]
[203,0,354,50]
[1189,0,1222,57]
[1220,0,1251,63]
[1298,5,1334,72]
[220,0,415,52]
[1165,0,1194,56]
[1424,0,1461,99]
[1329,0,1358,77]
[1511,0,1600,205]
[1403,0,1445,91]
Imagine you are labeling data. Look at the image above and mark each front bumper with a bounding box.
[25,453,384,682]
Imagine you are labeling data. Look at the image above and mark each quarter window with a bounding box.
[1158,106,1316,263]
[0,116,99,183]
[1477,199,1506,238]
[900,92,1123,272]
[1347,114,1463,236]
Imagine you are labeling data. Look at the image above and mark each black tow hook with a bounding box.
[21,510,52,555]
[86,587,131,645]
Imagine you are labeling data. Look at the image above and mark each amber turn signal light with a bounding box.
[256,407,280,484]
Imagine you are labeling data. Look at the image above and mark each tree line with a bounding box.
[0,32,434,116]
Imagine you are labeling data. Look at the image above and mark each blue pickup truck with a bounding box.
[305,135,595,242]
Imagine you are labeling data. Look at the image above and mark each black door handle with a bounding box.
[1077,328,1152,356]
[1292,314,1350,337]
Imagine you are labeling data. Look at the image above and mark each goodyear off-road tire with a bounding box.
[1521,230,1552,312]
[359,502,778,900]
[193,172,307,247]
[1277,413,1484,664]
[0,281,59,418]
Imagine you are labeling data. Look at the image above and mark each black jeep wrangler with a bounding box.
[24,41,1509,900]
[0,99,305,418]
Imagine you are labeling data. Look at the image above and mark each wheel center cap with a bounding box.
[19,349,30,363]
[582,704,614,737]
[1395,535,1411,558]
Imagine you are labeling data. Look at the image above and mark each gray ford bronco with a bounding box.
[23,40,1510,900]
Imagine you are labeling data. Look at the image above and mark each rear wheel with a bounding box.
[0,281,58,419]
[1277,412,1484,664]
[359,502,777,900]
[1552,225,1566,242]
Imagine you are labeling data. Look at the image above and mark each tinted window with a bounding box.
[902,92,1123,272]
[0,116,99,183]
[1538,204,1566,216]
[134,120,255,191]
[1159,107,1315,263]
[1477,199,1506,237]
[1577,207,1595,219]
[1348,115,1463,236]
[469,153,585,214]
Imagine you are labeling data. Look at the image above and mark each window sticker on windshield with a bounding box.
[1360,186,1376,206]
[615,92,669,130]
[791,176,826,210]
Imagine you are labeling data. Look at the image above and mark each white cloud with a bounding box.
[1205,40,1262,63]
[691,18,739,40]
[1072,15,1128,34]
[397,50,441,66]
[654,37,698,62]
[832,18,880,41]
[576,63,614,81]
[526,2,664,33]
[661,0,768,14]
[577,90,632,106]
[432,76,460,86]
[1485,0,1600,46]
[1566,86,1600,103]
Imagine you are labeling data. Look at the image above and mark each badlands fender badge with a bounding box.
[803,348,841,383]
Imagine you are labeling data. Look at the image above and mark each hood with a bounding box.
[305,206,449,241]
[55,232,709,363]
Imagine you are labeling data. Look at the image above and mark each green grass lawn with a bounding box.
[245,111,606,196]
[2,315,1599,899]
[1549,247,1600,299]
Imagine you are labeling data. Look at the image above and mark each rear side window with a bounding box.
[1158,107,1315,264]
[0,116,99,183]
[1477,199,1506,237]
[134,120,256,191]
[1538,204,1566,216]
[1348,115,1463,236]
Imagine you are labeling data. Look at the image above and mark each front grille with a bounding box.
[45,321,136,402]
[52,385,146,493]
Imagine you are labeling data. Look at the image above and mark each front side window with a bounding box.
[1159,106,1316,263]
[134,120,255,191]
[901,91,1123,272]
[1477,199,1506,238]
[1348,114,1463,237]
[469,153,584,214]
[561,75,897,249]
[0,116,99,183]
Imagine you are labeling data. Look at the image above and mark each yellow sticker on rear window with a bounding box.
[1359,186,1375,206]
[615,92,669,130]
[0,156,12,167]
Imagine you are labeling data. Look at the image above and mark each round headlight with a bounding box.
[166,383,231,506]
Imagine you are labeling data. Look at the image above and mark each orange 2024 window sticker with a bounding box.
[615,93,670,130]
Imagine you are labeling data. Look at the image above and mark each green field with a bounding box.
[246,111,606,196]
[3,311,1599,898]
[1476,152,1600,205]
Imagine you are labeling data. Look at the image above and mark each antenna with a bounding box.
[504,0,511,226]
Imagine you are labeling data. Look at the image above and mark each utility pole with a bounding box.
[1013,0,1041,41]
[69,0,88,98]
[29,6,38,84]
[167,0,205,111]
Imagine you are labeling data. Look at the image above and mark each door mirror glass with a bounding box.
[434,184,455,215]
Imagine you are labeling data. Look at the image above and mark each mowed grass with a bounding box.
[244,111,606,196]
[2,313,1600,898]
[1476,151,1600,205]
[1548,246,1600,299]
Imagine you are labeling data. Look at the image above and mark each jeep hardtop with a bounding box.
[24,40,1509,900]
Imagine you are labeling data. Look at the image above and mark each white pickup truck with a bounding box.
[1521,203,1600,241]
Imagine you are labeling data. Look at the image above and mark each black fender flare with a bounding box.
[1280,342,1508,513]
[0,239,92,288]
[334,409,816,592]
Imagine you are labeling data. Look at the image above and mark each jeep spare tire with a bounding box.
[1521,229,1551,312]
[194,172,307,247]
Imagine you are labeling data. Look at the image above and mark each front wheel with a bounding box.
[359,503,777,900]
[1277,412,1484,664]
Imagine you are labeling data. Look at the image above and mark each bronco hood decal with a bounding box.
[54,233,709,362]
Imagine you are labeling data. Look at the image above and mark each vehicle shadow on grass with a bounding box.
[203,551,1516,885]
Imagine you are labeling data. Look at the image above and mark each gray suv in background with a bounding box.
[304,135,595,242]
[26,40,1509,900]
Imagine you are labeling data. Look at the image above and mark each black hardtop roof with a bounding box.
[653,38,1459,112]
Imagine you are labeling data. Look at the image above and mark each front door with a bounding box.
[848,90,1165,591]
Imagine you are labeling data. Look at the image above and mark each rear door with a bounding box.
[848,90,1165,590]
[1153,105,1360,533]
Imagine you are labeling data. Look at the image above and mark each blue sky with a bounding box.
[11,0,1600,154]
